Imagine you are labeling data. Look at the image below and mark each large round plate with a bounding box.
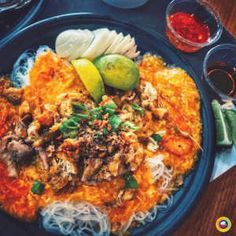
[0,0,45,46]
[0,13,215,236]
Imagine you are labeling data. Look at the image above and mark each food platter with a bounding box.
[0,13,215,236]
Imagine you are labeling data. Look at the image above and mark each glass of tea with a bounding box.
[203,44,236,101]
[165,0,223,53]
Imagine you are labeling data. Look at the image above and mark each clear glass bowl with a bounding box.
[203,44,236,101]
[166,0,223,53]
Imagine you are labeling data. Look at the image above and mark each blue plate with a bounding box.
[0,0,45,46]
[0,13,215,236]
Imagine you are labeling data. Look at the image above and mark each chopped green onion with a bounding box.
[74,113,89,120]
[131,103,144,115]
[59,117,80,138]
[59,120,78,133]
[151,133,162,142]
[109,115,122,130]
[31,180,45,195]
[90,107,103,120]
[102,103,117,116]
[63,130,78,138]
[122,121,140,131]
[72,102,87,113]
[124,174,138,189]
[103,102,117,110]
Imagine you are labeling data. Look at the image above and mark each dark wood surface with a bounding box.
[173,166,236,236]
[204,0,236,36]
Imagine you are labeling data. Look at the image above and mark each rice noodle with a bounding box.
[120,157,175,232]
[41,201,110,236]
[123,195,173,231]
[10,46,51,88]
[146,154,173,192]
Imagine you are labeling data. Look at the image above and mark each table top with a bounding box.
[0,0,235,235]
[173,166,236,236]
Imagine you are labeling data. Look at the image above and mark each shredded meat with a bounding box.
[0,134,34,177]
[2,87,23,105]
[81,158,103,182]
[45,152,78,193]
[0,77,23,104]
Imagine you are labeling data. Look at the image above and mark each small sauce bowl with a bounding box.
[166,0,223,53]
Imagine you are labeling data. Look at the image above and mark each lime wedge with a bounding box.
[71,59,105,103]
[94,54,139,91]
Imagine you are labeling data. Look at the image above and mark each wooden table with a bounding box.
[173,166,236,235]
[203,0,236,36]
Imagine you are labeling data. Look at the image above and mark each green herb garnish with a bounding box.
[131,103,144,115]
[151,133,162,143]
[124,174,138,189]
[31,180,45,195]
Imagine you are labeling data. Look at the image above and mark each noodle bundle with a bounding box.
[41,201,110,236]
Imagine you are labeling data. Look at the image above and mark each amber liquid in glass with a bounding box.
[207,64,236,98]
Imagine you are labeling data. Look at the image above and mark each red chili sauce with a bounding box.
[166,12,210,52]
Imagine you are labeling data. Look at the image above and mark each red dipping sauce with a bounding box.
[166,12,211,52]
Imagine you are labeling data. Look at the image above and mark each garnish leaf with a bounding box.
[151,134,162,143]
[31,180,45,195]
[124,174,138,189]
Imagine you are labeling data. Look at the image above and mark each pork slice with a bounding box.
[81,158,103,183]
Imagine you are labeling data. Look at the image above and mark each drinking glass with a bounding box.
[203,44,236,101]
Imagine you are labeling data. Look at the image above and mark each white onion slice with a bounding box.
[81,28,111,60]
